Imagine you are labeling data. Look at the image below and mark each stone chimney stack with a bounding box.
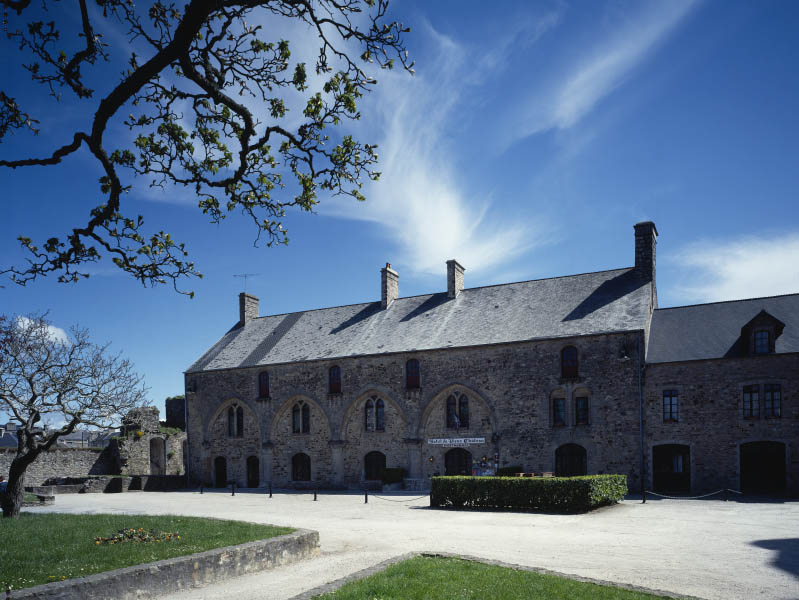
[381,263,399,309]
[447,259,465,299]
[239,292,259,325]
[634,221,658,282]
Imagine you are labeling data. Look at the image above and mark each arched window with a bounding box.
[555,443,587,476]
[561,346,578,379]
[376,399,385,431]
[329,365,342,394]
[301,403,310,433]
[446,391,469,429]
[574,392,589,426]
[406,359,420,389]
[258,371,270,398]
[364,399,375,431]
[551,392,566,427]
[292,404,301,434]
[227,404,244,438]
[292,453,311,481]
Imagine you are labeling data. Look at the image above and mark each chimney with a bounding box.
[447,259,465,299]
[239,292,259,325]
[381,263,399,309]
[634,221,658,282]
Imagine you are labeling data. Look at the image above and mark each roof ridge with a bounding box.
[252,266,634,320]
[656,292,799,312]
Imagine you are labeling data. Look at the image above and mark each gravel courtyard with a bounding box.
[30,491,799,600]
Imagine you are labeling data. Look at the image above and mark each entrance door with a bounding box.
[214,456,227,487]
[247,455,260,488]
[653,444,690,493]
[149,438,166,475]
[445,448,473,476]
[292,453,311,481]
[364,451,386,481]
[741,441,786,494]
[555,444,587,476]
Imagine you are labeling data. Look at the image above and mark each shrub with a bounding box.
[381,467,406,485]
[496,465,524,477]
[430,474,627,512]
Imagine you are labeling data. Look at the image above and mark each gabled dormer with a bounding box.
[740,310,785,356]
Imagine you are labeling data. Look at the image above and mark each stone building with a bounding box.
[184,222,798,495]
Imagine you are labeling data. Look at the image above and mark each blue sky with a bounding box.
[1,0,798,419]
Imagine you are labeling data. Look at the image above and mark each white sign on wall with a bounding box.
[427,437,486,447]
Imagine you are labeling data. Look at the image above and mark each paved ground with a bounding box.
[30,490,799,600]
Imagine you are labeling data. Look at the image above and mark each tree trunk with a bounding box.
[2,456,32,518]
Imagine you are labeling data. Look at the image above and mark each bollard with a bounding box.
[364,491,368,504]
[269,482,272,498]
[200,485,203,494]
[642,489,646,504]
[314,490,318,501]
[723,488,728,502]
[231,482,236,496]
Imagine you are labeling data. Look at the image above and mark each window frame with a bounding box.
[376,398,385,431]
[561,346,578,379]
[763,383,782,418]
[405,359,420,390]
[258,371,270,399]
[575,395,589,426]
[742,385,760,419]
[662,390,679,423]
[552,397,566,427]
[753,329,771,354]
[329,365,342,394]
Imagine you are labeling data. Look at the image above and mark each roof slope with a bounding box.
[188,267,652,373]
[647,294,799,363]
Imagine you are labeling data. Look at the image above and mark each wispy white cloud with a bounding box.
[507,0,699,146]
[16,316,71,345]
[323,16,561,276]
[672,232,799,303]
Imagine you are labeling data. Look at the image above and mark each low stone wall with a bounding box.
[11,528,319,600]
[27,475,187,495]
[0,448,116,486]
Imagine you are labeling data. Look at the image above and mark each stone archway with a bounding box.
[444,448,473,476]
[149,437,166,475]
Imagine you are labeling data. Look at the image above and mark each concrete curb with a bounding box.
[10,528,319,600]
[291,551,706,600]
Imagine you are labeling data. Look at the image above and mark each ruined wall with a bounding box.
[0,447,116,486]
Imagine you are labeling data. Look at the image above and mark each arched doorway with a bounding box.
[555,444,587,476]
[653,444,690,493]
[247,455,260,488]
[292,453,311,482]
[364,451,386,481]
[214,456,227,487]
[149,438,166,475]
[741,442,786,494]
[444,448,472,476]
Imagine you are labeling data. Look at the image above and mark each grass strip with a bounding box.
[315,556,674,600]
[0,513,292,590]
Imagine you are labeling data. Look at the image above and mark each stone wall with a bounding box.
[0,447,116,486]
[645,353,799,495]
[186,330,645,489]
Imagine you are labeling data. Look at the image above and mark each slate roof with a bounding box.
[188,267,653,373]
[647,294,799,363]
[0,431,18,448]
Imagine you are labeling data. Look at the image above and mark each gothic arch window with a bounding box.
[301,403,310,433]
[561,346,578,379]
[329,365,342,394]
[376,399,385,431]
[292,453,311,481]
[258,371,270,398]
[292,404,301,433]
[291,401,311,434]
[364,398,375,432]
[446,391,469,429]
[227,403,244,438]
[406,359,420,389]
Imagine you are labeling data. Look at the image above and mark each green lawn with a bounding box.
[0,513,293,590]
[315,556,674,600]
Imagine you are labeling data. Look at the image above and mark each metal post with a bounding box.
[642,488,646,504]
[723,488,728,502]
[314,490,318,501]
[269,482,272,498]
[364,491,368,504]
[200,485,203,494]
[231,482,235,496]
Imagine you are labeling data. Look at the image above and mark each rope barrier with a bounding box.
[643,488,742,500]
[369,494,430,503]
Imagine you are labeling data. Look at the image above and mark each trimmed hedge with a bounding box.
[430,474,627,512]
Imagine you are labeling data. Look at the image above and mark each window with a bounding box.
[292,402,310,434]
[663,390,679,423]
[561,346,578,379]
[764,384,781,418]
[575,396,589,425]
[364,398,374,432]
[743,385,759,419]
[329,365,342,394]
[376,399,385,431]
[754,330,770,354]
[553,397,566,427]
[258,371,270,398]
[227,404,244,437]
[445,392,469,429]
[406,359,420,389]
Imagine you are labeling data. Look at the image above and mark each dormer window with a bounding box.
[754,330,770,354]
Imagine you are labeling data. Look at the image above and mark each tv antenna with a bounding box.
[233,273,260,293]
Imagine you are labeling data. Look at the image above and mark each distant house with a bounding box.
[0,429,18,449]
